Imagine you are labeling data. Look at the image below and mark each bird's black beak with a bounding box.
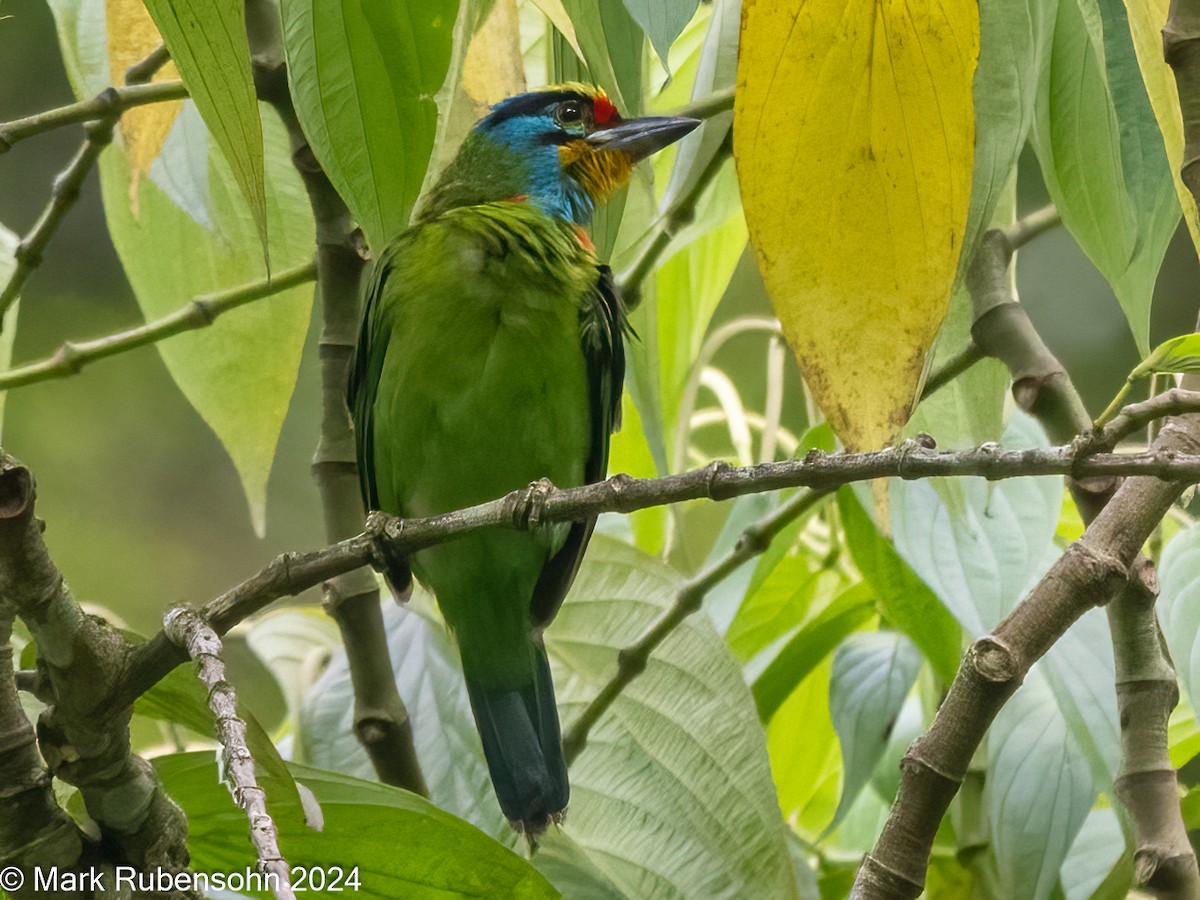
[585,116,702,162]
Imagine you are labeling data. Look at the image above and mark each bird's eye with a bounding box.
[556,101,584,126]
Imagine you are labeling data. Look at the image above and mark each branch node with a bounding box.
[705,460,734,500]
[970,636,1019,683]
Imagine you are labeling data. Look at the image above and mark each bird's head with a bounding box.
[421,84,700,225]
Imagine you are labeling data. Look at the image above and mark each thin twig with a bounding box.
[0,119,115,322]
[0,260,317,390]
[1004,203,1061,250]
[0,81,187,153]
[919,342,984,401]
[163,606,293,900]
[125,44,171,86]
[617,127,733,306]
[668,86,735,122]
[563,488,832,763]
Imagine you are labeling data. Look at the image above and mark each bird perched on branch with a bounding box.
[348,84,698,834]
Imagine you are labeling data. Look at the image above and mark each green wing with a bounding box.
[528,264,629,626]
[346,238,410,589]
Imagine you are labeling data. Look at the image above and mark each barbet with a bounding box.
[348,84,698,833]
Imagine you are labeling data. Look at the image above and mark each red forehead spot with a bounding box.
[593,96,617,126]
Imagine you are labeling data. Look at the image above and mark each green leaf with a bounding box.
[961,0,1056,262]
[825,632,921,834]
[141,0,268,261]
[750,583,876,722]
[280,0,458,250]
[1058,807,1130,900]
[0,223,19,439]
[1131,332,1200,378]
[47,0,316,534]
[244,609,340,722]
[97,105,314,533]
[154,752,557,899]
[767,656,840,834]
[1030,0,1179,354]
[558,0,644,112]
[1157,522,1200,722]
[533,829,630,899]
[658,0,737,213]
[622,0,699,70]
[985,669,1094,900]
[837,489,961,681]
[552,537,797,899]
[889,411,1063,635]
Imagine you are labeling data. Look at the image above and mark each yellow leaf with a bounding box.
[106,0,181,183]
[1124,0,1200,256]
[734,0,978,450]
[462,0,526,109]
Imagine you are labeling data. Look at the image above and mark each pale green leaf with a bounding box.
[889,411,1062,635]
[826,632,921,833]
[1030,0,1179,354]
[94,103,314,533]
[243,609,340,722]
[985,668,1094,900]
[280,0,458,250]
[767,656,841,834]
[838,489,961,681]
[750,582,876,721]
[1059,806,1130,900]
[154,752,557,898]
[141,0,268,260]
[961,0,1056,262]
[47,0,316,534]
[1158,523,1200,723]
[557,0,644,113]
[622,0,699,70]
[552,537,798,899]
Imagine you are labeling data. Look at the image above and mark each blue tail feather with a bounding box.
[465,642,568,833]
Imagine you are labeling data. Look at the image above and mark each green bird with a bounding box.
[348,84,698,833]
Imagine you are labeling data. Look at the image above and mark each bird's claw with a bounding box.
[513,478,556,531]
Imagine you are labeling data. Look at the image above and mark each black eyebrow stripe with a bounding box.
[481,91,593,128]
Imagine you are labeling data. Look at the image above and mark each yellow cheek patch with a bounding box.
[559,141,635,201]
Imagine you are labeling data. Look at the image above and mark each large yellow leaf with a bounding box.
[105,0,181,184]
[1124,0,1200,254]
[734,0,978,449]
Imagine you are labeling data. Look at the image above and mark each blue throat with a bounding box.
[481,116,595,225]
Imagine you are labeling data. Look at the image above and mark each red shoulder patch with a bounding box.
[574,226,596,253]
[593,95,617,126]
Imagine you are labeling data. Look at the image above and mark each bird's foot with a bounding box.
[512,477,557,532]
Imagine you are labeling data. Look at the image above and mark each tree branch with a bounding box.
[854,200,1197,896]
[245,0,426,796]
[0,607,86,899]
[115,429,1200,708]
[0,454,194,893]
[0,82,186,154]
[163,606,293,900]
[0,261,316,391]
[0,43,182,327]
[852,416,1200,899]
[563,487,832,763]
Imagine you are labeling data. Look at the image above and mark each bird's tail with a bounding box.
[465,641,568,835]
